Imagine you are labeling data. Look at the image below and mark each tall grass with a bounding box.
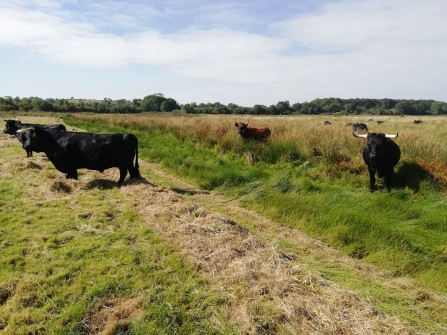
[63,113,447,297]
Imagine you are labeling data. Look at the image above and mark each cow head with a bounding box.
[235,120,249,136]
[16,127,38,151]
[2,120,20,135]
[353,132,398,165]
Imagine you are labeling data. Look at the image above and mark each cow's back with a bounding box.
[52,131,137,170]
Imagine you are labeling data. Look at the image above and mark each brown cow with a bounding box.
[235,120,271,143]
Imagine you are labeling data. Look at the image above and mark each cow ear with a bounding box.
[235,122,238,126]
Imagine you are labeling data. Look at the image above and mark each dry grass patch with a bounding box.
[120,182,418,334]
[82,296,145,335]
[50,180,72,193]
[0,135,19,149]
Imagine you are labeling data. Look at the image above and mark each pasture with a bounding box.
[1,113,447,334]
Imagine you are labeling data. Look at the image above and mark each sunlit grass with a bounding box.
[0,140,233,334]
[2,112,447,333]
[64,113,447,297]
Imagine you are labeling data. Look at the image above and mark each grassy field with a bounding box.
[1,113,447,334]
[64,113,447,291]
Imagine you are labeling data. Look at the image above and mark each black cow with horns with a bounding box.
[1,116,67,157]
[17,126,141,184]
[353,132,401,192]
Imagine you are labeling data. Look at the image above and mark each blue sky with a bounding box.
[1,0,446,106]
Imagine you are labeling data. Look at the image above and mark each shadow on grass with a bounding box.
[171,187,210,196]
[85,176,155,190]
[85,179,118,190]
[394,161,436,192]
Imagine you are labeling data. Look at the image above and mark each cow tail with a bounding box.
[135,138,140,176]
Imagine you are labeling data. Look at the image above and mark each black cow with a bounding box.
[324,120,332,125]
[1,117,66,157]
[352,123,368,132]
[353,132,400,192]
[17,126,140,184]
[413,120,422,124]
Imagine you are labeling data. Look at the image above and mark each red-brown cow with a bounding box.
[234,120,271,143]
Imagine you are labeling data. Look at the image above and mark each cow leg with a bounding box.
[65,170,78,180]
[368,168,376,192]
[128,164,140,179]
[384,172,393,193]
[118,167,127,184]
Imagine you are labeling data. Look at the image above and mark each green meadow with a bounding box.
[1,112,447,334]
[65,113,447,294]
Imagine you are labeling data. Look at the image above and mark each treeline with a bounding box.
[0,94,180,114]
[1,94,447,115]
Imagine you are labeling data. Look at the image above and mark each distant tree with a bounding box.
[141,94,165,112]
[227,103,238,110]
[430,101,447,115]
[276,101,291,114]
[167,98,180,111]
[160,101,171,112]
[31,98,53,111]
[0,97,18,111]
[394,100,415,115]
[181,104,196,114]
[268,104,280,115]
[343,102,356,113]
[291,103,302,114]
[252,104,268,115]
[19,98,32,112]
[413,103,427,115]
[380,98,397,109]
[324,102,342,113]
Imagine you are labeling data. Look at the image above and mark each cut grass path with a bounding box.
[140,159,447,334]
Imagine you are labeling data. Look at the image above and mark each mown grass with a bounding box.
[63,113,447,297]
[0,140,234,334]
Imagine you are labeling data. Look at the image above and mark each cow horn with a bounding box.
[352,132,368,138]
[245,120,249,125]
[385,133,398,138]
[14,115,18,121]
[16,128,33,133]
[0,115,4,121]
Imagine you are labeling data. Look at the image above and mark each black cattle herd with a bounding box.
[0,115,426,192]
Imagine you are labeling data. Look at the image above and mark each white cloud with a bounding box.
[0,0,446,103]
